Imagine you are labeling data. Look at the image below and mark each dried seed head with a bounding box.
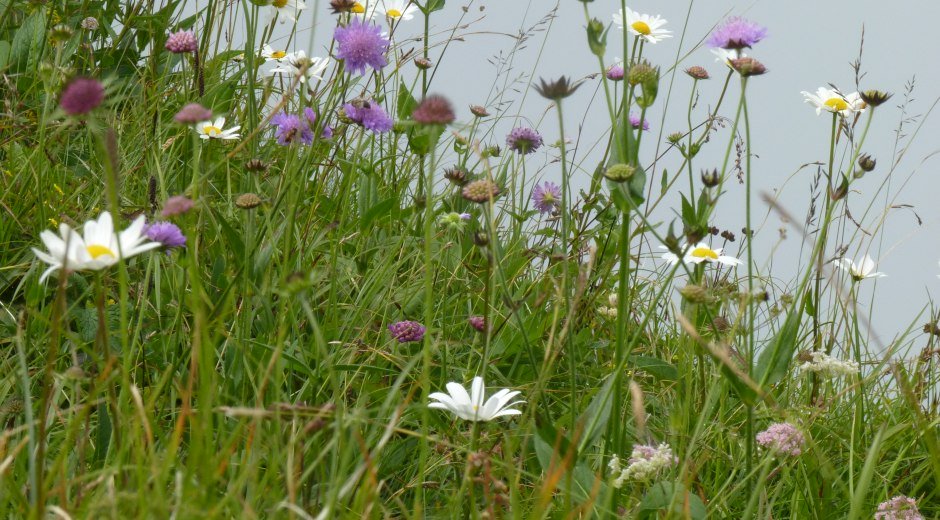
[414,57,433,70]
[533,76,582,101]
[684,66,710,80]
[858,153,876,172]
[469,105,490,118]
[679,284,714,304]
[443,166,469,186]
[730,57,767,77]
[236,193,263,209]
[329,0,359,14]
[246,159,270,174]
[461,179,501,203]
[859,89,892,107]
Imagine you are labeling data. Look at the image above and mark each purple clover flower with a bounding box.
[875,496,924,520]
[707,17,767,49]
[271,112,314,145]
[60,77,104,115]
[629,112,650,131]
[161,195,194,217]
[531,181,561,214]
[756,422,804,457]
[506,127,543,155]
[334,18,389,76]
[388,320,426,343]
[165,30,198,54]
[344,101,393,133]
[468,316,486,332]
[144,221,187,249]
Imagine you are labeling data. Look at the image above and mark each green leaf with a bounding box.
[207,206,246,258]
[629,355,679,381]
[755,308,802,389]
[361,197,400,231]
[638,482,707,520]
[10,11,44,71]
[577,375,615,452]
[422,0,446,13]
[532,427,606,504]
[397,80,417,119]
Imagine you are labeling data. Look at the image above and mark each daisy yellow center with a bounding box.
[631,21,652,35]
[690,247,719,260]
[203,125,222,136]
[86,244,115,259]
[387,8,402,17]
[271,50,286,59]
[352,3,365,13]
[273,0,288,7]
[824,97,849,112]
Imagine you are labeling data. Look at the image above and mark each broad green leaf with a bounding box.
[755,308,802,389]
[577,375,615,452]
[629,355,679,381]
[638,481,707,520]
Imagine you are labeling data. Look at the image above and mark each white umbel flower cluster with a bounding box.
[798,351,860,377]
[608,443,677,488]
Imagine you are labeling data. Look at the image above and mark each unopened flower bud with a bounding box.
[414,57,433,70]
[730,57,767,77]
[666,132,683,144]
[586,18,607,57]
[469,105,490,118]
[701,169,720,187]
[604,163,635,183]
[859,89,892,107]
[679,284,714,304]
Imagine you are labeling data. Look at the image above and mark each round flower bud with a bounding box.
[603,163,636,183]
[461,179,501,203]
[684,66,710,80]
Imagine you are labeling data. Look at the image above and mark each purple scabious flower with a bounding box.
[629,112,650,131]
[344,102,393,133]
[531,181,561,214]
[303,107,317,125]
[875,496,924,520]
[334,18,389,76]
[756,422,804,456]
[270,112,314,145]
[506,127,543,155]
[388,320,426,343]
[707,17,767,49]
[60,77,105,115]
[165,30,198,54]
[144,221,187,249]
[606,65,624,81]
[321,125,334,139]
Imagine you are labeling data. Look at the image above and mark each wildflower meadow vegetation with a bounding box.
[1,0,939,518]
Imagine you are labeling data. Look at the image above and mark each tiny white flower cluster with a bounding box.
[608,443,677,488]
[598,292,619,318]
[798,351,860,377]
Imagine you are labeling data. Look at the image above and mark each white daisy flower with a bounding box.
[613,8,672,44]
[660,242,742,267]
[32,212,161,283]
[268,50,330,84]
[195,116,240,140]
[270,0,306,22]
[801,87,866,116]
[260,44,289,62]
[711,48,746,67]
[379,0,419,21]
[428,376,524,422]
[834,254,885,281]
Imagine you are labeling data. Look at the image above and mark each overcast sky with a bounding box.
[253,0,940,346]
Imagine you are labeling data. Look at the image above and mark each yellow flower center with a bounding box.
[352,2,365,13]
[387,8,402,18]
[631,21,652,35]
[690,247,719,260]
[271,50,286,59]
[824,97,849,112]
[273,0,288,7]
[203,125,222,136]
[86,244,115,259]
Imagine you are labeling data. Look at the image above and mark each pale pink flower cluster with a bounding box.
[756,422,804,456]
[608,443,678,487]
[875,496,924,520]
